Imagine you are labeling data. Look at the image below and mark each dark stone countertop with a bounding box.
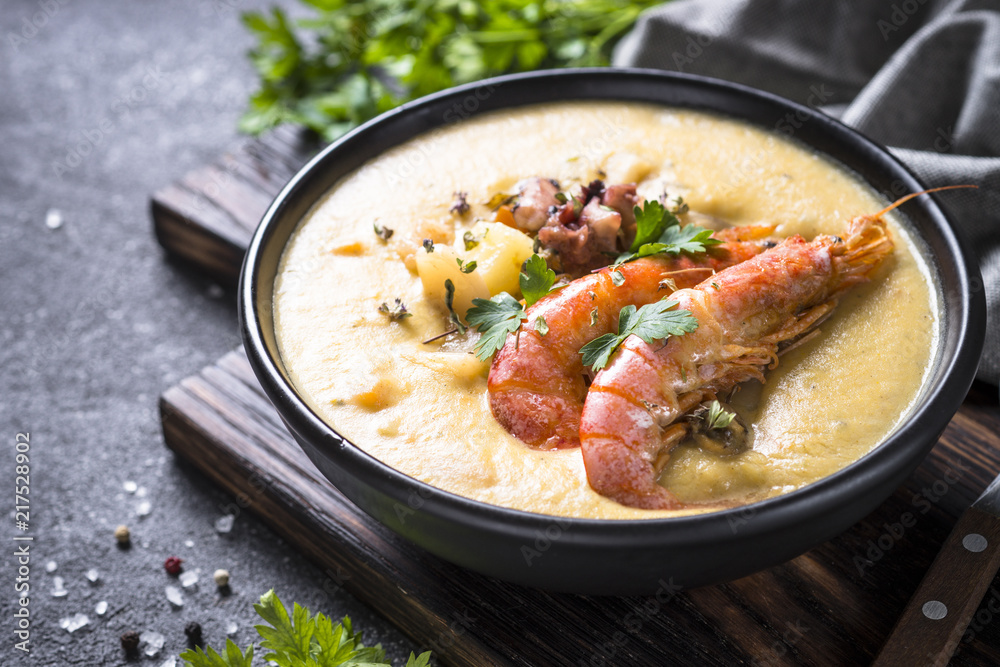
[1,2,416,664]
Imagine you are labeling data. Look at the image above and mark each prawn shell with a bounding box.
[488,230,775,449]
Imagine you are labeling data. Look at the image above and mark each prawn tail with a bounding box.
[489,387,582,449]
[583,433,686,510]
[580,390,685,510]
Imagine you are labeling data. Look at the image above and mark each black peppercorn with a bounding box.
[184,621,203,646]
[120,630,140,654]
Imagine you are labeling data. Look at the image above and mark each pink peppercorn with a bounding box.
[163,556,183,575]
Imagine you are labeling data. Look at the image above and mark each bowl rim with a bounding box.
[240,67,986,547]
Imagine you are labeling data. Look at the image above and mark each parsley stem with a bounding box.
[421,328,458,344]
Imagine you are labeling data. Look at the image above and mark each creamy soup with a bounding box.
[273,102,938,519]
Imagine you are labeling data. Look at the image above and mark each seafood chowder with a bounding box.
[273,102,939,519]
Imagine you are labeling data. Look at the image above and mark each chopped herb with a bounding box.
[520,254,556,307]
[616,199,721,264]
[588,291,596,301]
[456,258,478,274]
[450,191,470,215]
[486,192,516,210]
[670,196,689,215]
[422,239,434,253]
[463,231,481,251]
[535,315,549,336]
[610,269,625,287]
[554,191,568,204]
[711,282,720,290]
[443,279,466,335]
[378,298,411,322]
[704,400,736,430]
[466,293,525,361]
[373,223,394,241]
[579,299,699,371]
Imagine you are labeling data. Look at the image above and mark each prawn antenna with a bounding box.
[876,184,978,218]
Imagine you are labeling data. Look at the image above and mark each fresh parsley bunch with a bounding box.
[180,590,430,667]
[241,0,663,141]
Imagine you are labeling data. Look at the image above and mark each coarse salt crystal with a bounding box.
[214,514,235,534]
[51,576,67,598]
[165,585,184,607]
[141,630,165,657]
[59,613,89,632]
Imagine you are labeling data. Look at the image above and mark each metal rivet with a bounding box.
[963,533,988,553]
[922,601,948,620]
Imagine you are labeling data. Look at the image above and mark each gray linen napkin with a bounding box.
[613,0,1000,386]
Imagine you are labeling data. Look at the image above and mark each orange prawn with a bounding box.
[488,223,777,450]
[578,186,974,509]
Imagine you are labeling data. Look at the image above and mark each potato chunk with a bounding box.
[463,222,534,297]
[414,243,489,320]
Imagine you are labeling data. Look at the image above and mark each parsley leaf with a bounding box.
[617,199,721,264]
[636,224,721,258]
[179,640,254,667]
[467,293,525,361]
[579,299,698,371]
[180,590,429,667]
[629,200,677,251]
[579,332,622,372]
[520,254,556,307]
[465,254,559,360]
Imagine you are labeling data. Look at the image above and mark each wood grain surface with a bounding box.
[151,125,319,283]
[160,350,1000,666]
[153,130,1000,666]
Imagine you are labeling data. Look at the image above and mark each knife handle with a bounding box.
[873,507,1000,666]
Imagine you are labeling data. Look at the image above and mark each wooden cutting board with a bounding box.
[154,128,1000,666]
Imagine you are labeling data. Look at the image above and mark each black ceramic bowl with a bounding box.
[240,68,986,595]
